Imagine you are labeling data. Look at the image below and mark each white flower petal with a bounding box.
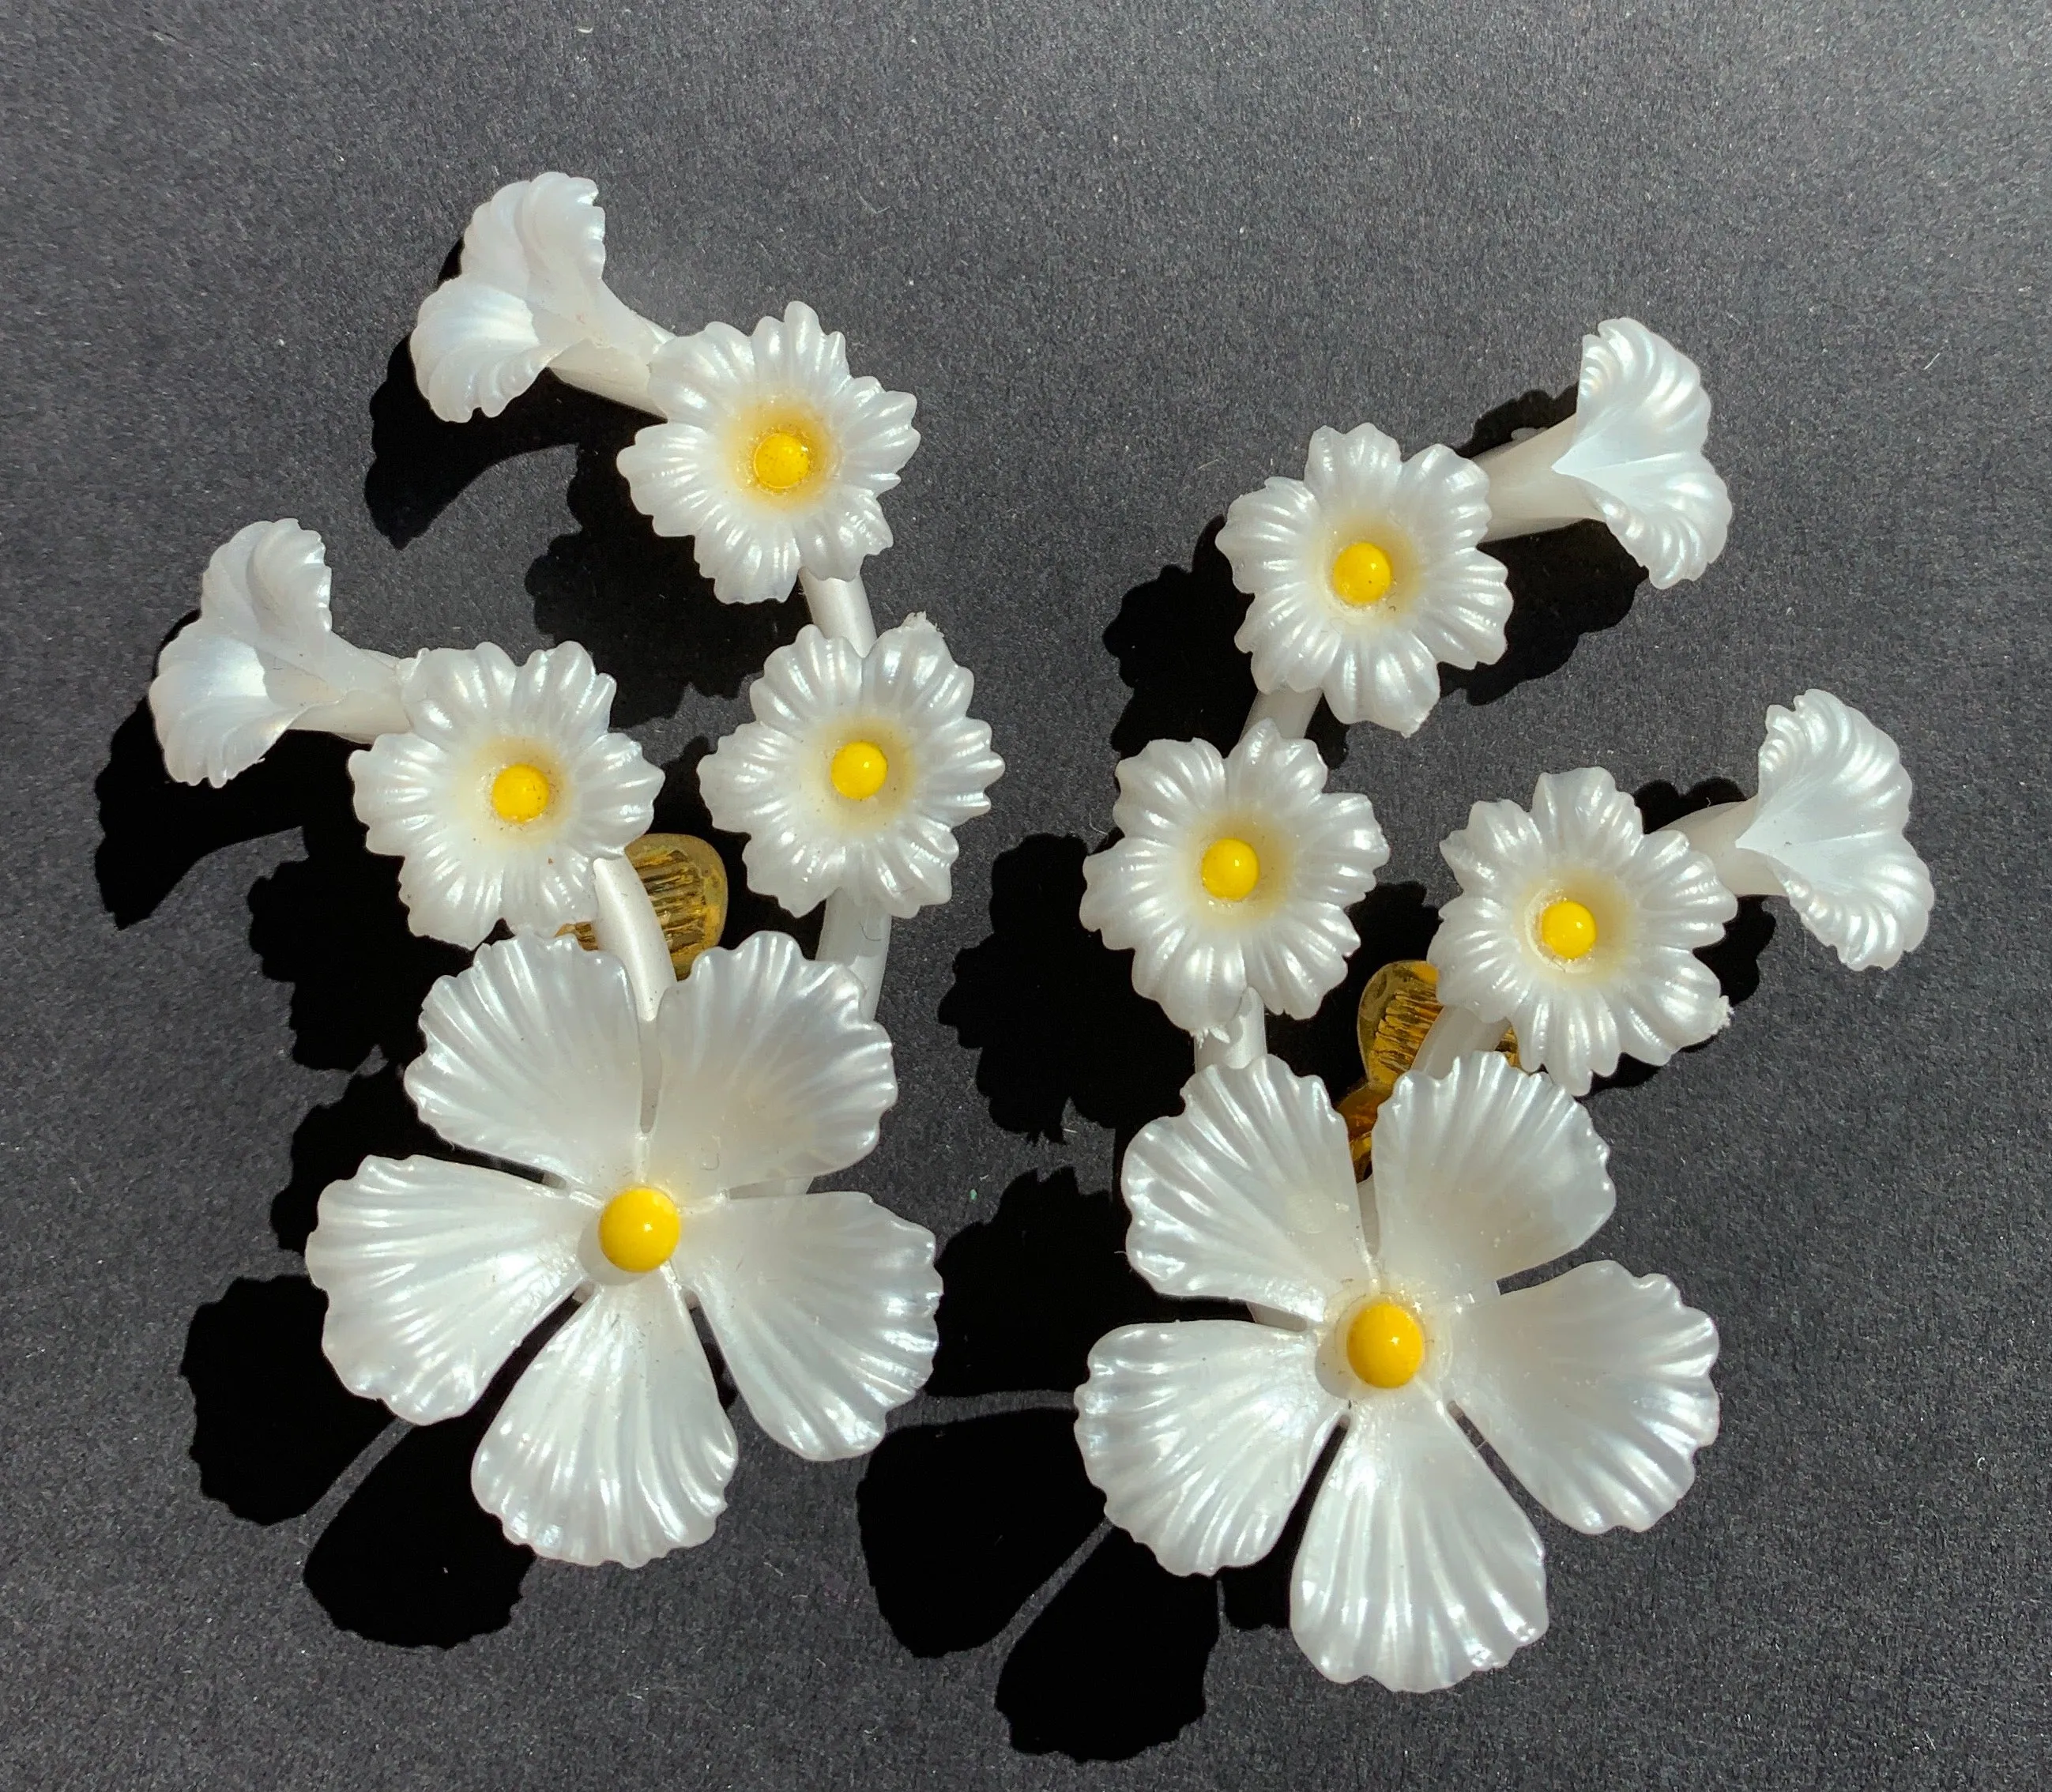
[646,932,896,1199]
[1455,1262,1720,1535]
[307,1154,586,1425]
[1738,689,1933,970]
[682,1190,939,1459]
[1372,1052,1613,1299]
[1550,318,1731,588]
[1290,1387,1546,1689]
[405,935,645,1191]
[1121,1057,1366,1320]
[1075,1320,1346,1576]
[471,1271,738,1567]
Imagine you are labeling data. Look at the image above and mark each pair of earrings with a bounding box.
[148,172,1933,1696]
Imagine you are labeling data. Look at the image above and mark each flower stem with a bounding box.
[590,854,676,1022]
[1668,800,1783,898]
[1411,1000,1510,1079]
[817,894,891,1020]
[1193,987,1267,1072]
[1241,683,1320,741]
[800,571,878,653]
[1474,420,1602,540]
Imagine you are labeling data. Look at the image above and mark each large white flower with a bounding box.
[151,520,407,787]
[350,642,661,947]
[1079,721,1389,1037]
[1429,768,1737,1095]
[698,616,1003,919]
[1476,318,1731,589]
[1075,1050,1719,1691]
[616,300,920,604]
[411,172,670,422]
[1215,424,1512,736]
[307,930,939,1568]
[1676,689,1933,971]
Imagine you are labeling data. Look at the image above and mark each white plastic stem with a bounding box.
[1670,799,1784,898]
[1241,683,1320,741]
[590,854,676,1024]
[546,325,675,416]
[1193,988,1267,1073]
[800,570,879,653]
[1411,1001,1510,1080]
[1474,420,1602,540]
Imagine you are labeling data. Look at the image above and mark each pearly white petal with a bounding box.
[683,1190,939,1459]
[1455,1261,1720,1535]
[1075,1320,1345,1576]
[307,1155,586,1425]
[1290,1387,1546,1689]
[1122,1057,1367,1319]
[472,1271,738,1566]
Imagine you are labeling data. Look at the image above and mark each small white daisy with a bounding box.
[1079,721,1390,1038]
[698,616,1002,920]
[1076,1049,1719,1690]
[1477,318,1731,589]
[1215,423,1512,736]
[151,520,407,787]
[349,642,661,948]
[616,300,920,604]
[411,172,670,422]
[308,930,939,1568]
[1677,689,1933,971]
[1429,767,1737,1096]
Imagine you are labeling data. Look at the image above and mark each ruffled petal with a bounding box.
[1121,1058,1366,1319]
[1455,1262,1720,1534]
[471,1272,738,1566]
[1290,1387,1546,1689]
[1075,1320,1345,1576]
[307,1155,586,1425]
[404,935,644,1191]
[682,1190,939,1459]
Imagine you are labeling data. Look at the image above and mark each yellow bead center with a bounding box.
[1538,898,1599,961]
[1330,539,1395,607]
[490,762,552,825]
[597,1185,682,1274]
[751,428,814,492]
[1199,836,1261,902]
[1346,1299,1425,1389]
[830,739,890,800]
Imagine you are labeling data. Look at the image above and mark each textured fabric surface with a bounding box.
[2,2,2046,1786]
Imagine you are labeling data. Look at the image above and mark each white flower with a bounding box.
[411,171,669,422]
[1429,767,1736,1095]
[307,930,939,1568]
[1215,424,1512,736]
[1678,689,1933,971]
[698,616,1002,919]
[150,520,407,787]
[616,300,920,604]
[350,642,661,947]
[1075,1050,1719,1691]
[1079,722,1389,1037]
[1477,318,1731,589]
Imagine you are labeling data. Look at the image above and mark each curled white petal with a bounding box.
[698,616,1003,918]
[410,173,666,422]
[1079,722,1389,1037]
[348,641,661,948]
[1738,689,1933,970]
[1455,1262,1720,1535]
[617,300,920,603]
[682,1189,939,1459]
[1075,1320,1345,1576]
[307,1154,586,1426]
[1430,766,1737,1094]
[151,520,406,786]
[1218,424,1511,733]
[471,1272,738,1567]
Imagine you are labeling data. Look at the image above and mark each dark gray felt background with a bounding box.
[3,1,2048,1786]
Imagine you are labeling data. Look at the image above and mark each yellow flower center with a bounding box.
[1330,539,1395,607]
[751,427,814,492]
[1199,836,1261,902]
[830,739,890,800]
[597,1185,682,1274]
[1346,1299,1425,1389]
[490,762,552,825]
[1538,898,1599,961]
